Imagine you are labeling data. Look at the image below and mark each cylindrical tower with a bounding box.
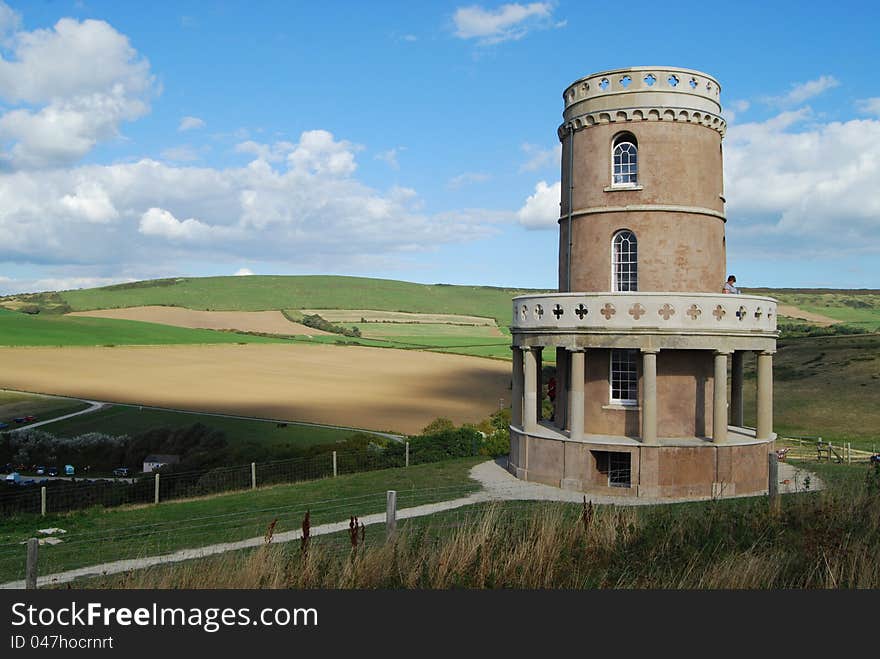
[507,67,778,500]
[558,67,726,294]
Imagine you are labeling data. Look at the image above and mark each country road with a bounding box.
[7,400,106,432]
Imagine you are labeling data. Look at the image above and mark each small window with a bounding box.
[612,132,638,186]
[610,349,638,404]
[593,450,632,488]
[612,230,638,292]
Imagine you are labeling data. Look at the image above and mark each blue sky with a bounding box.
[1,0,878,294]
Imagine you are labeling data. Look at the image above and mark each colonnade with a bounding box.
[510,346,774,442]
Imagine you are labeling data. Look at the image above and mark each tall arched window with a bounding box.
[612,230,638,291]
[612,132,638,186]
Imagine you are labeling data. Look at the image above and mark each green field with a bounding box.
[0,308,285,347]
[56,275,540,327]
[0,391,89,428]
[0,456,484,584]
[354,322,503,339]
[742,333,880,449]
[36,405,366,453]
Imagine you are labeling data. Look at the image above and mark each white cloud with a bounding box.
[138,207,220,242]
[161,145,200,162]
[447,171,491,189]
[0,16,154,169]
[233,268,254,276]
[0,129,499,275]
[725,109,880,255]
[519,143,560,172]
[178,116,205,132]
[287,129,359,176]
[60,181,118,223]
[402,34,418,42]
[453,3,561,45]
[856,97,880,117]
[516,180,559,229]
[0,1,21,36]
[234,140,295,163]
[375,147,404,170]
[765,75,839,107]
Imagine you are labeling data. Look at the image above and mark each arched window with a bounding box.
[612,230,638,292]
[612,133,638,186]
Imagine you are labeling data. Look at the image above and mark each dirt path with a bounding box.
[68,306,332,336]
[0,344,511,434]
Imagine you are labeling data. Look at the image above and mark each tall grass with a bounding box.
[86,464,880,589]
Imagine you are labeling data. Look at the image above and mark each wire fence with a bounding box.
[0,441,484,517]
[1,480,551,587]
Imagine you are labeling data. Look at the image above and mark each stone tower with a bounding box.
[508,67,778,499]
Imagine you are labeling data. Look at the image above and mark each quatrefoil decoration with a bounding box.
[552,304,564,320]
[754,307,763,320]
[713,305,726,321]
[658,303,676,320]
[735,306,747,321]
[534,304,544,320]
[520,305,528,321]
[687,304,702,320]
[575,303,588,320]
[600,303,616,320]
[628,303,646,320]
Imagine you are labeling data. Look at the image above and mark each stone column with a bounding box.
[523,347,538,432]
[756,351,774,440]
[511,347,524,428]
[713,351,730,443]
[641,349,658,444]
[730,350,745,427]
[534,347,543,421]
[568,349,585,441]
[554,347,568,429]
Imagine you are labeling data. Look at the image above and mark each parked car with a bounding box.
[12,415,35,424]
[36,466,46,475]
[64,465,75,476]
[5,472,21,484]
[112,467,130,478]
[47,466,58,477]
[0,422,9,430]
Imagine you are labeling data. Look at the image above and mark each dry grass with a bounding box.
[84,468,880,590]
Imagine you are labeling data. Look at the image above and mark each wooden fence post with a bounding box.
[768,452,780,513]
[405,442,409,468]
[40,486,46,517]
[386,490,397,539]
[251,462,257,490]
[332,451,337,478]
[26,538,38,590]
[154,473,160,505]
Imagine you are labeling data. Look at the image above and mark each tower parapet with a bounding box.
[560,66,725,138]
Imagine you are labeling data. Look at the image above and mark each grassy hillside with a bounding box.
[0,391,89,427]
[0,457,483,584]
[58,275,542,327]
[0,308,284,347]
[748,288,880,332]
[742,333,880,448]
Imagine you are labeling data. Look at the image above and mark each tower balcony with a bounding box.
[511,292,777,351]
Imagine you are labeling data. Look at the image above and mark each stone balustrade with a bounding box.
[511,292,777,337]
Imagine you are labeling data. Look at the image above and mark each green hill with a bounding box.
[0,308,283,347]
[57,275,544,327]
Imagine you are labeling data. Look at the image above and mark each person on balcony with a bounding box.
[722,275,739,294]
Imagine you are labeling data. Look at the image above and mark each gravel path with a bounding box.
[0,458,822,589]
